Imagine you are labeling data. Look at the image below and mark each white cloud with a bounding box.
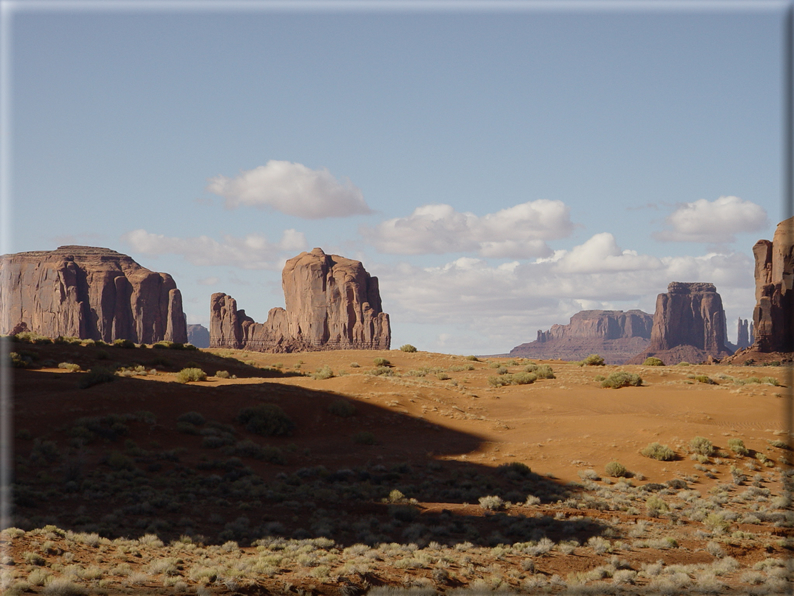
[207,160,372,219]
[373,233,755,354]
[197,277,219,286]
[361,199,574,258]
[121,228,307,270]
[654,196,768,243]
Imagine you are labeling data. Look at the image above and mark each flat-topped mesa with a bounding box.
[752,216,794,352]
[627,281,731,364]
[210,248,390,353]
[0,245,187,343]
[510,309,652,364]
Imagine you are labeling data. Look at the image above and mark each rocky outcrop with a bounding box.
[751,216,794,352]
[627,282,731,364]
[509,310,652,364]
[0,245,187,343]
[210,248,390,352]
[187,324,210,348]
[736,318,752,350]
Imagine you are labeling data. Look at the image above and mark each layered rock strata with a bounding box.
[509,310,652,364]
[627,282,731,364]
[751,216,794,352]
[0,245,187,343]
[210,248,390,352]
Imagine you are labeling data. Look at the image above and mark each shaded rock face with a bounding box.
[627,282,731,364]
[752,217,794,352]
[0,246,187,344]
[187,324,210,348]
[210,248,390,352]
[509,310,652,364]
[736,318,752,350]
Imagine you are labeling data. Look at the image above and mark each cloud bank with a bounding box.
[207,160,372,219]
[122,228,307,270]
[361,199,574,258]
[654,196,768,243]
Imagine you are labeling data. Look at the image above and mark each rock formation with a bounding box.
[509,310,652,364]
[751,216,794,352]
[210,248,390,352]
[627,282,731,364]
[0,245,187,343]
[736,318,751,350]
[187,324,210,348]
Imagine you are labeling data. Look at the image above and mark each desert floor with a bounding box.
[3,338,793,595]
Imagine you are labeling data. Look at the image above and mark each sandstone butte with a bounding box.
[509,310,652,364]
[626,282,731,365]
[210,247,390,353]
[187,324,210,349]
[0,245,187,344]
[751,215,794,352]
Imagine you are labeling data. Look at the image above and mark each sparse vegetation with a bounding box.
[643,357,664,366]
[525,364,554,379]
[328,400,357,417]
[373,357,391,367]
[728,438,749,456]
[641,442,676,461]
[690,436,715,456]
[400,344,417,352]
[57,362,81,372]
[582,354,605,366]
[77,367,116,389]
[312,365,334,380]
[237,404,295,437]
[176,367,207,383]
[605,461,628,477]
[601,372,642,388]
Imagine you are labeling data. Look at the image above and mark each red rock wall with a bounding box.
[752,217,794,352]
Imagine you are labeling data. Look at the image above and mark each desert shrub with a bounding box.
[641,442,676,461]
[511,372,536,385]
[497,462,532,476]
[107,450,134,470]
[57,362,81,372]
[215,370,230,379]
[594,375,606,381]
[645,495,669,517]
[436,372,450,380]
[761,376,780,386]
[676,361,691,366]
[400,344,417,353]
[176,368,207,383]
[367,366,393,377]
[465,355,479,361]
[605,461,628,478]
[582,354,605,366]
[488,375,509,388]
[525,364,555,379]
[237,404,295,437]
[690,436,715,456]
[601,372,642,388]
[9,351,32,368]
[78,367,116,389]
[15,331,52,344]
[692,374,716,384]
[224,440,285,464]
[312,365,334,380]
[478,495,506,511]
[642,357,664,366]
[349,362,360,368]
[727,438,749,456]
[768,439,790,450]
[177,411,206,426]
[113,339,136,349]
[201,436,233,449]
[352,431,376,445]
[373,357,391,367]
[328,400,357,418]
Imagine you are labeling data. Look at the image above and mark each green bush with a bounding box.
[15,331,52,344]
[237,404,295,437]
[643,357,664,366]
[400,344,417,353]
[328,400,357,418]
[511,372,537,385]
[373,357,391,367]
[312,365,334,380]
[582,354,605,366]
[9,352,32,368]
[78,368,116,389]
[215,370,230,379]
[640,442,676,461]
[465,355,479,361]
[605,461,629,478]
[176,368,207,383]
[690,436,714,456]
[352,431,377,445]
[113,339,136,349]
[727,438,749,456]
[601,372,642,388]
[525,364,555,379]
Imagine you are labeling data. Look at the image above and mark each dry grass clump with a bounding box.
[641,442,676,461]
[601,372,642,388]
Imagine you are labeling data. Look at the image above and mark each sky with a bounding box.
[3,0,790,355]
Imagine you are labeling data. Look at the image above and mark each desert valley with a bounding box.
[1,219,792,595]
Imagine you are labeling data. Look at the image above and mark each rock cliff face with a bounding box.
[0,245,187,343]
[187,324,210,348]
[210,248,390,352]
[509,310,652,364]
[627,282,731,364]
[751,216,794,352]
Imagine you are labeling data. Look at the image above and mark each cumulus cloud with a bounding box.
[654,196,768,243]
[374,233,755,354]
[207,160,372,219]
[121,228,307,270]
[361,199,574,258]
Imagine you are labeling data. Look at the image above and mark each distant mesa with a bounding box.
[509,310,653,364]
[627,282,731,365]
[187,324,210,348]
[0,245,187,343]
[210,247,390,353]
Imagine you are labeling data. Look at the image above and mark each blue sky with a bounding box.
[4,1,789,354]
